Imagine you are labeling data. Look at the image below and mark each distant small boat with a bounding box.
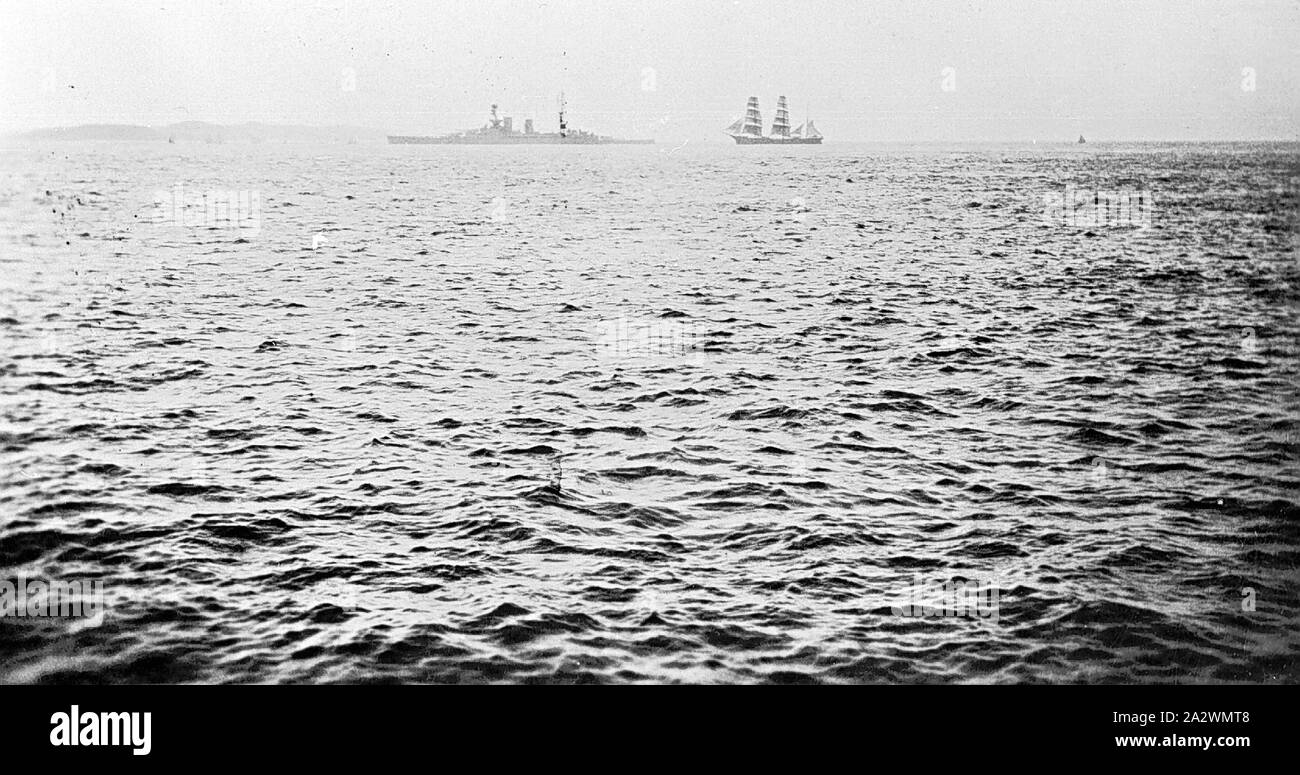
[167,135,175,144]
[1078,135,1087,144]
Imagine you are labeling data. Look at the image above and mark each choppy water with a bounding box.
[1,141,1297,683]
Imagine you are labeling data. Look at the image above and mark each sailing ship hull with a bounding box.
[730,135,823,145]
[727,96,822,143]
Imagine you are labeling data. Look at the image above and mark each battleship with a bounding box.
[725,96,822,144]
[388,95,653,145]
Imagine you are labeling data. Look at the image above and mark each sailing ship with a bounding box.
[388,94,653,145]
[1078,135,1087,144]
[725,96,822,144]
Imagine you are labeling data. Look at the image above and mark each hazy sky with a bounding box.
[2,0,1296,141]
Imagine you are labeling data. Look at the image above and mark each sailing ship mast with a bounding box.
[742,96,763,137]
[791,101,821,139]
[724,95,823,143]
[771,96,791,138]
[558,92,568,137]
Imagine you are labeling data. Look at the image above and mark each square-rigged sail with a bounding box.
[771,96,791,138]
[742,97,763,137]
[727,96,823,143]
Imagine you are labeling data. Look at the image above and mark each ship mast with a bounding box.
[742,96,763,137]
[771,96,790,138]
[558,92,567,137]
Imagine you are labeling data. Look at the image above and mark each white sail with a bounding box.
[742,97,763,136]
[728,97,823,143]
[771,96,791,138]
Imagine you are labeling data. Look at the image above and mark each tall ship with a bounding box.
[725,96,822,144]
[388,95,653,145]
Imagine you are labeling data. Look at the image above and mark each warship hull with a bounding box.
[388,134,653,145]
[389,99,651,146]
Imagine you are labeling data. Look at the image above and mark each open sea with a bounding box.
[0,140,1297,683]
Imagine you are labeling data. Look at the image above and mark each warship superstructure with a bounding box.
[388,95,652,145]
